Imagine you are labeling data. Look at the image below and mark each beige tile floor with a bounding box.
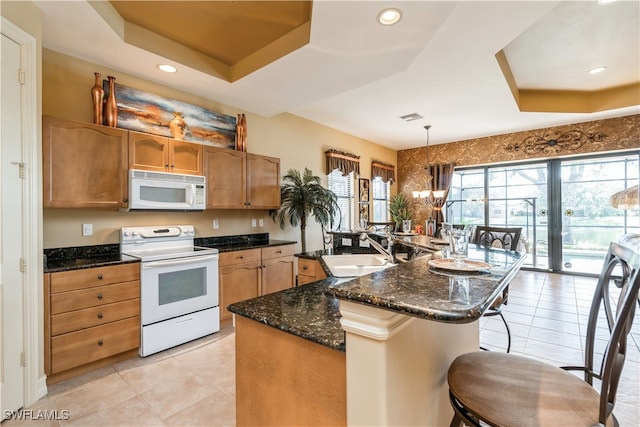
[5,270,640,426]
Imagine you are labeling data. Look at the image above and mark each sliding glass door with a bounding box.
[559,154,639,274]
[447,151,639,275]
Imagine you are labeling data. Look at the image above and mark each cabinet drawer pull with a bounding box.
[239,256,244,259]
[97,274,103,280]
[276,250,282,254]
[302,265,308,270]
[97,340,104,346]
[97,313,103,319]
[97,293,103,300]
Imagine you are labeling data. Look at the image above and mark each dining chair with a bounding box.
[471,226,523,353]
[472,226,522,251]
[447,241,640,427]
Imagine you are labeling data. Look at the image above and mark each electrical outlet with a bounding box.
[341,238,352,246]
[259,218,264,227]
[251,218,257,228]
[359,239,370,248]
[212,218,219,229]
[82,223,93,236]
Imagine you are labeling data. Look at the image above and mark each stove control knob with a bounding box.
[123,231,131,237]
[132,231,139,237]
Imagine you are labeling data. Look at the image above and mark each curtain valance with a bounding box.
[371,161,395,183]
[326,149,360,176]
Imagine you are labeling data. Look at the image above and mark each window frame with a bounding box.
[371,176,390,222]
[328,169,355,232]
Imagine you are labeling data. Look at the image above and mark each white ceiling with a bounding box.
[35,0,640,150]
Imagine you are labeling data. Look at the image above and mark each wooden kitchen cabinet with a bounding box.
[261,245,296,295]
[44,263,140,381]
[129,131,202,175]
[43,116,128,208]
[218,244,296,321]
[203,146,246,208]
[203,147,280,209]
[219,249,262,322]
[246,153,281,209]
[297,258,328,285]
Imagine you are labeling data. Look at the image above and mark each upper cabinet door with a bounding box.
[43,116,128,208]
[204,146,246,209]
[128,131,169,172]
[246,153,280,209]
[169,139,202,175]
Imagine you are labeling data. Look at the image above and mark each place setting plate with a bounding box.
[428,258,491,273]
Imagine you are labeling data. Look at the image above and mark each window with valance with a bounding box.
[325,149,360,176]
[371,161,395,183]
[326,149,360,231]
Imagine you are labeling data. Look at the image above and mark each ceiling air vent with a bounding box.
[400,113,423,122]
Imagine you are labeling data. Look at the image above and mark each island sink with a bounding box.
[321,254,394,277]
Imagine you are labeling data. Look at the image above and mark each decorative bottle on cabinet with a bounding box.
[169,111,188,140]
[236,113,247,151]
[105,75,118,128]
[91,72,104,125]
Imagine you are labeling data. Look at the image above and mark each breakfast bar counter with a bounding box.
[229,244,526,426]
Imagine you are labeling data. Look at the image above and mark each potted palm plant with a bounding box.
[389,193,412,232]
[270,168,340,253]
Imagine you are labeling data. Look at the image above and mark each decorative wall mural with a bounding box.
[103,80,237,148]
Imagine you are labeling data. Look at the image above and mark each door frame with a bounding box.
[1,16,45,407]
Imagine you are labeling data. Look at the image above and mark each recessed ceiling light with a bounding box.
[377,8,402,26]
[597,0,617,5]
[158,64,177,73]
[588,66,607,74]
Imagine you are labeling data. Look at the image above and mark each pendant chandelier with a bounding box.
[412,125,446,204]
[610,185,639,210]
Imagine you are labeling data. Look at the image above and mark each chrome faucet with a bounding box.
[359,232,395,264]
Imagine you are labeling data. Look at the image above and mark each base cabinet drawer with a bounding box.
[51,316,140,374]
[51,298,140,336]
[297,259,327,284]
[51,281,139,314]
[50,263,139,293]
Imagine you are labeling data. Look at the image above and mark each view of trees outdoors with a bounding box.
[447,152,639,275]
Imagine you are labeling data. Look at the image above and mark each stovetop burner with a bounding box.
[120,225,218,261]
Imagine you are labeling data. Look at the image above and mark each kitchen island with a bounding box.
[229,242,526,426]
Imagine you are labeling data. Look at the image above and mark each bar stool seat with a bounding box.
[448,351,610,427]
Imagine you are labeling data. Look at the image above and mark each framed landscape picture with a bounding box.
[104,80,237,149]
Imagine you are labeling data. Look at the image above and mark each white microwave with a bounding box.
[124,169,206,211]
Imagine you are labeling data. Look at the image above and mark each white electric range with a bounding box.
[120,225,220,356]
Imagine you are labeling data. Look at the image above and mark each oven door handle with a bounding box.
[142,255,218,269]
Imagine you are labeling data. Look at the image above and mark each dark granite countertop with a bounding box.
[230,244,525,351]
[197,238,296,252]
[44,234,296,273]
[44,244,139,273]
[325,247,525,323]
[228,279,347,351]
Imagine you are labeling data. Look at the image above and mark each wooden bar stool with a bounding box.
[447,241,640,427]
